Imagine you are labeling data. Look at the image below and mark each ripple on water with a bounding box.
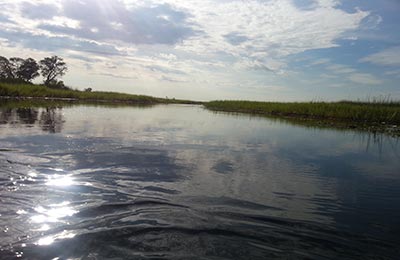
[1,105,400,259]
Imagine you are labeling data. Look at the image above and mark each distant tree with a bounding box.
[0,56,14,79]
[17,58,40,82]
[54,80,66,89]
[39,56,67,87]
[84,87,92,92]
[46,79,67,89]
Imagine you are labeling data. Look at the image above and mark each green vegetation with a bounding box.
[0,82,200,105]
[205,100,400,134]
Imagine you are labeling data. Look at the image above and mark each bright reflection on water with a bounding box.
[31,203,77,223]
[0,103,400,259]
[45,174,75,187]
[37,230,76,246]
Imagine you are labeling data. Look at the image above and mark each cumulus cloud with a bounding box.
[0,29,123,56]
[235,59,285,73]
[167,1,369,62]
[48,0,196,45]
[0,1,370,62]
[360,46,400,66]
[0,0,383,99]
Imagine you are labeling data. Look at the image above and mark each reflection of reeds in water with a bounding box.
[362,131,400,159]
[0,102,170,134]
[208,108,400,138]
[210,108,400,158]
[0,107,65,133]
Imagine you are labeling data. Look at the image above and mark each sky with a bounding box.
[0,0,399,101]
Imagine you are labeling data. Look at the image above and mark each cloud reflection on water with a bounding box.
[0,104,399,259]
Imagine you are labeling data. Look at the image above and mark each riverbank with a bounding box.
[2,82,400,136]
[0,82,202,105]
[205,100,400,136]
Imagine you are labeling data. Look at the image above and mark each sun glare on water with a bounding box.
[46,174,75,187]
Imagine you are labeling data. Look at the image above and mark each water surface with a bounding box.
[0,104,399,259]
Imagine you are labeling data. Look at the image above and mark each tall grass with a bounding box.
[205,100,400,125]
[0,82,201,105]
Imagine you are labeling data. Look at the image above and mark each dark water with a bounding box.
[0,104,399,259]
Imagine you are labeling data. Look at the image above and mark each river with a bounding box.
[0,103,399,259]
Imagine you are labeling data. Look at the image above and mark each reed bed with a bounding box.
[205,100,400,125]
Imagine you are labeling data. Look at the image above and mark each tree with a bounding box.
[17,58,40,82]
[39,56,67,87]
[9,57,25,79]
[1,56,40,83]
[0,56,14,79]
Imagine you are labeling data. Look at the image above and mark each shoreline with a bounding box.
[0,82,203,105]
[2,96,399,136]
[0,95,203,105]
[1,83,399,136]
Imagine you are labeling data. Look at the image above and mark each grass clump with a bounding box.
[205,100,400,125]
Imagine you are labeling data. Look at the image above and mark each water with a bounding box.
[0,103,399,259]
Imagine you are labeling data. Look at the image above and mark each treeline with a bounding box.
[0,55,68,89]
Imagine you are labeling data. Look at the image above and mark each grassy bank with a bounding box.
[205,100,400,133]
[2,82,400,135]
[0,82,201,105]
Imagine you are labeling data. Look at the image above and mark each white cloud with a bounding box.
[348,73,383,85]
[314,0,341,8]
[234,58,285,73]
[1,0,371,64]
[167,0,369,64]
[0,0,381,100]
[43,16,80,29]
[360,46,400,66]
